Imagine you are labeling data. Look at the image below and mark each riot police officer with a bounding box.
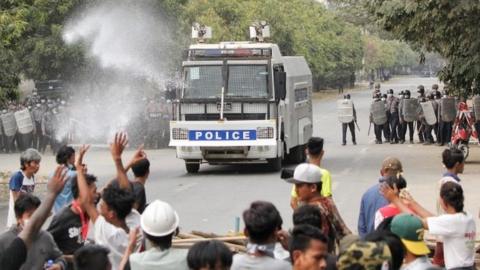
[399,90,416,144]
[386,89,400,144]
[416,85,426,143]
[422,94,436,145]
[32,103,45,149]
[145,98,163,149]
[370,93,388,144]
[340,94,357,146]
[437,89,456,146]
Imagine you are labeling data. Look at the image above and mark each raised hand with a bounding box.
[110,132,128,160]
[48,165,68,195]
[76,144,90,170]
[130,144,147,165]
[379,183,398,203]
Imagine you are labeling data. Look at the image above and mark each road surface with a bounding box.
[1,76,479,235]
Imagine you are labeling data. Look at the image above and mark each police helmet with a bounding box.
[432,84,439,90]
[387,89,394,94]
[375,83,381,89]
[346,94,351,99]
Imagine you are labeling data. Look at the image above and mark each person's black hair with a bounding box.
[289,224,327,263]
[56,145,75,165]
[73,244,110,270]
[442,148,464,169]
[145,232,175,250]
[440,182,464,212]
[102,185,135,220]
[307,137,324,156]
[72,174,98,199]
[375,216,394,233]
[364,230,404,270]
[384,175,407,190]
[131,158,150,178]
[187,240,233,270]
[14,193,41,218]
[293,204,323,228]
[243,201,283,244]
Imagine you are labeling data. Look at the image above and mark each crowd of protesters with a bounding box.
[0,134,477,270]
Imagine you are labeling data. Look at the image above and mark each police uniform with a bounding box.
[437,95,454,146]
[341,95,357,146]
[416,85,426,143]
[145,99,163,149]
[398,91,415,143]
[386,90,400,143]
[370,95,387,144]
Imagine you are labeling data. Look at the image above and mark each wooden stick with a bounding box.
[173,236,246,244]
[191,231,246,245]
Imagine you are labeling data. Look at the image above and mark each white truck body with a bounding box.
[170,41,312,172]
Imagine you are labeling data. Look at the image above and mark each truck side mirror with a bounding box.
[274,71,286,101]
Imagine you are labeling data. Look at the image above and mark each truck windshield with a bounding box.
[184,66,223,98]
[227,65,268,98]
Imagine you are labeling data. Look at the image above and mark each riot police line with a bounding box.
[338,83,480,147]
[0,93,173,154]
[368,83,463,145]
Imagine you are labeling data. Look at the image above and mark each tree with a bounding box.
[344,0,480,96]
[180,0,364,89]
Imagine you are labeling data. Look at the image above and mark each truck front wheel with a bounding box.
[267,157,282,172]
[185,161,200,173]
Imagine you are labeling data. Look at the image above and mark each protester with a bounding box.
[390,214,432,270]
[127,200,188,270]
[53,145,77,213]
[433,148,465,266]
[292,205,338,270]
[337,241,391,270]
[187,240,233,270]
[0,193,67,270]
[126,156,150,214]
[358,157,403,238]
[382,181,476,270]
[284,163,351,253]
[7,148,42,227]
[289,224,328,270]
[231,201,291,270]
[48,173,98,268]
[290,137,333,210]
[73,245,111,270]
[75,133,143,269]
[0,165,68,270]
[373,175,407,229]
[363,230,404,270]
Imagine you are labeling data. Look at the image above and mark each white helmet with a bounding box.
[141,200,179,237]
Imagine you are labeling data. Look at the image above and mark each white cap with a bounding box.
[283,163,322,184]
[141,200,179,237]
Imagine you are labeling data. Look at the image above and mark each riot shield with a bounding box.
[440,97,456,122]
[1,113,17,137]
[15,109,34,134]
[337,99,354,123]
[421,101,437,125]
[473,96,480,120]
[403,98,419,122]
[371,101,387,125]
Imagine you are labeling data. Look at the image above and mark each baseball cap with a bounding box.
[382,157,403,173]
[283,163,322,184]
[338,241,391,270]
[390,214,430,255]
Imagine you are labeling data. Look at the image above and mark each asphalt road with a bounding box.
[1,76,480,235]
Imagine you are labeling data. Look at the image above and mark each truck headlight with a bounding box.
[257,127,274,139]
[172,128,188,140]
